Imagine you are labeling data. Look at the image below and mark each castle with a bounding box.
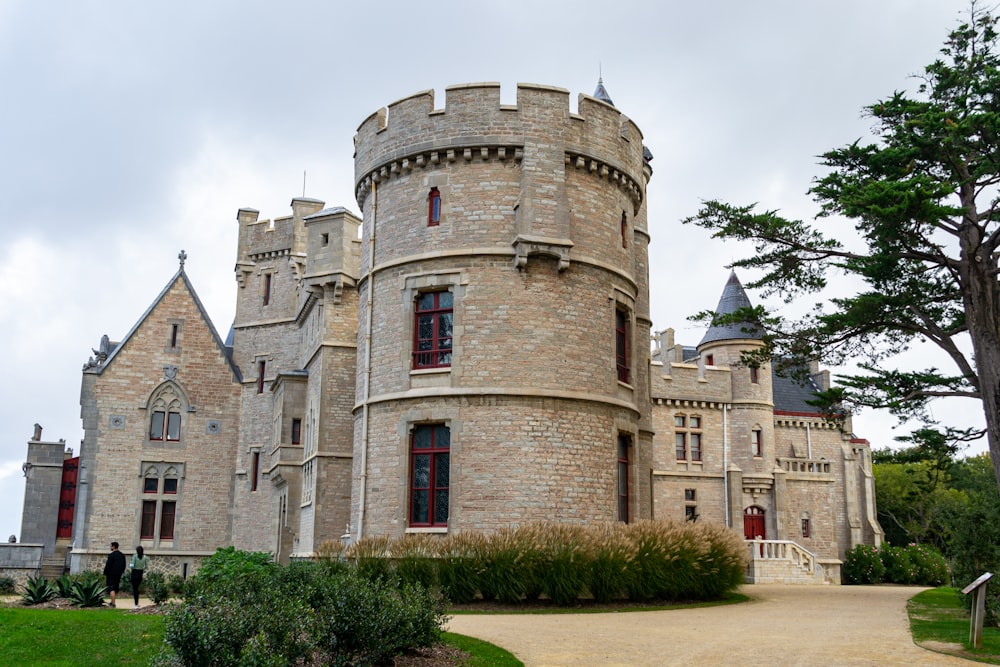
[15,81,882,584]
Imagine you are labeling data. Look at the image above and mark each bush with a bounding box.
[843,545,885,584]
[0,576,15,595]
[906,544,949,586]
[880,545,916,584]
[20,575,57,605]
[161,550,445,667]
[145,572,170,604]
[166,574,187,596]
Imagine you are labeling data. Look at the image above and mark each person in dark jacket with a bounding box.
[103,541,127,607]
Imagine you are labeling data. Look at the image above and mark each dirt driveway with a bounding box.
[445,584,972,666]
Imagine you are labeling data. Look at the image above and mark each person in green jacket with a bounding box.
[129,546,149,609]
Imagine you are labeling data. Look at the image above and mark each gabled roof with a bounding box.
[699,271,762,346]
[92,265,242,383]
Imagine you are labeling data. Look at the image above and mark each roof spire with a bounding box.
[699,271,762,346]
[593,73,614,106]
[178,249,187,269]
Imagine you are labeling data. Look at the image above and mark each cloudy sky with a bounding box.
[0,0,985,541]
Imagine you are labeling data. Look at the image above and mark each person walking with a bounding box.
[129,545,149,609]
[103,541,126,608]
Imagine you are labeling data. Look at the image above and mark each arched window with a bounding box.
[147,383,187,443]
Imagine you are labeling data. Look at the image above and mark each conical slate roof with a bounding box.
[593,77,614,106]
[699,271,763,346]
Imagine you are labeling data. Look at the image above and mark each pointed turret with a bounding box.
[593,77,614,106]
[699,271,762,346]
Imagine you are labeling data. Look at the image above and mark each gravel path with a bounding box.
[445,584,972,666]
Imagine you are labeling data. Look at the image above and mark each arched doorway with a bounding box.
[743,506,766,540]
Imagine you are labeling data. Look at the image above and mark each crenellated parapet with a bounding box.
[353,82,647,211]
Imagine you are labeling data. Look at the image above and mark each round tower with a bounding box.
[351,82,653,538]
[697,271,777,536]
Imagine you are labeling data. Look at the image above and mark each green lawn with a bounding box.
[908,587,1000,664]
[0,605,522,666]
[0,607,166,666]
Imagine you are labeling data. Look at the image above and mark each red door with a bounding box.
[743,506,765,540]
[56,457,78,538]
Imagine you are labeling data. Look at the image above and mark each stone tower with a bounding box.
[351,82,653,538]
[231,199,361,560]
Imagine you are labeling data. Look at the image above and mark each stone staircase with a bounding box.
[744,539,833,584]
[39,542,70,580]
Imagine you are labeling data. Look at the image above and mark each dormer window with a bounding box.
[428,187,441,226]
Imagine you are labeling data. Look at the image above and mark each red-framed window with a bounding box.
[617,434,630,523]
[257,360,266,394]
[291,418,302,445]
[690,432,702,461]
[751,429,762,457]
[615,308,630,383]
[705,354,714,366]
[140,501,157,539]
[159,501,176,539]
[428,188,441,226]
[263,273,272,306]
[413,292,453,369]
[620,211,627,248]
[801,518,811,538]
[750,366,759,384]
[143,478,158,493]
[150,411,180,441]
[164,478,178,494]
[409,424,450,526]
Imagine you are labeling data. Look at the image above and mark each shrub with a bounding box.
[906,544,949,586]
[161,551,445,667]
[69,578,106,607]
[21,575,57,605]
[691,522,747,599]
[880,545,916,584]
[183,547,276,599]
[145,572,170,604]
[843,545,885,584]
[0,576,15,595]
[166,574,186,596]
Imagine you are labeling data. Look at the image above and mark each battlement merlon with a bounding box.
[353,82,647,198]
[235,198,326,265]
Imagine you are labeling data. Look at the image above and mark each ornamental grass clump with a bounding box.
[393,533,439,590]
[435,531,486,604]
[587,523,631,603]
[689,522,748,599]
[347,535,393,583]
[533,524,590,606]
[478,527,530,603]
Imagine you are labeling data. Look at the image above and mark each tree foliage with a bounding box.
[685,2,1000,485]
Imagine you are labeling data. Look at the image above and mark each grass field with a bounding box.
[908,587,1000,664]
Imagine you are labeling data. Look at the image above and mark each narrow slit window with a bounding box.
[428,187,441,226]
[251,451,261,492]
[257,360,266,394]
[170,324,179,348]
[291,418,302,445]
[615,308,630,384]
[620,211,627,248]
[617,434,630,523]
[263,273,272,306]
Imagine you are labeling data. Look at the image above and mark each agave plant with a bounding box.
[20,575,57,605]
[69,578,106,607]
[54,574,75,598]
